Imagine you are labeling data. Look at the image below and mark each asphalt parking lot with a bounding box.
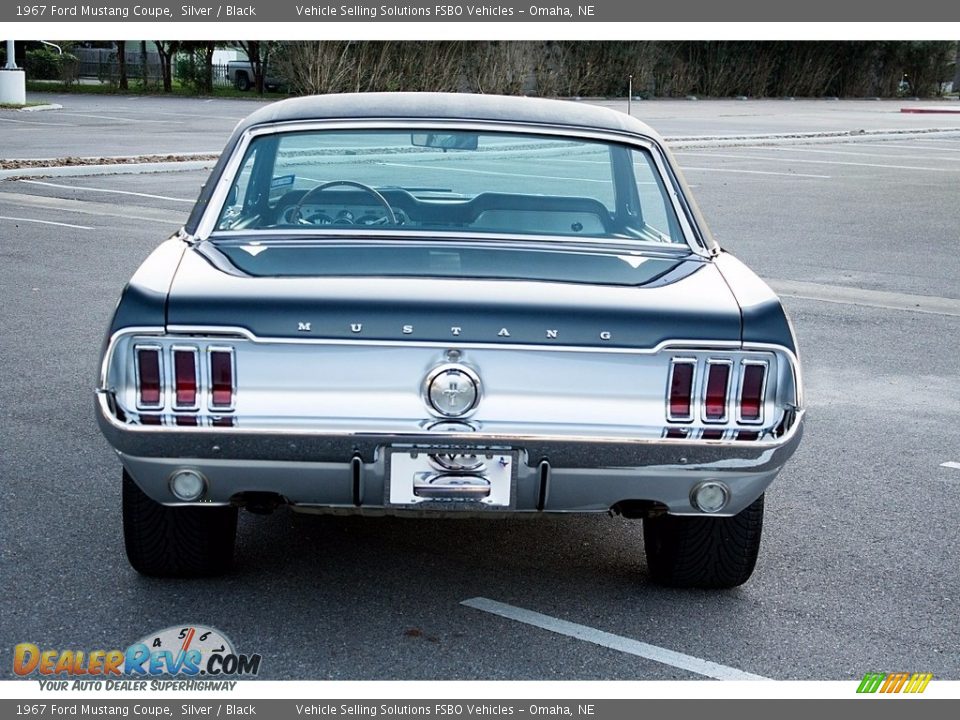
[1,96,959,681]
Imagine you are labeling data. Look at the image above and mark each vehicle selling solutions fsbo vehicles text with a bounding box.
[294,5,512,17]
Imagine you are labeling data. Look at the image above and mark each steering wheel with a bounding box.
[291,180,397,226]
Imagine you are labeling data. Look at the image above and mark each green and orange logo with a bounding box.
[857,672,932,694]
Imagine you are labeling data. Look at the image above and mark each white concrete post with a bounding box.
[1,40,26,105]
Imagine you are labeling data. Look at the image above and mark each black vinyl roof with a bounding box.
[234,92,661,139]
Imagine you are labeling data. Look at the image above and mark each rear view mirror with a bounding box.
[411,132,479,151]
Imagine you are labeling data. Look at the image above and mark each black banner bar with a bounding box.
[2,0,958,22]
[1,699,959,720]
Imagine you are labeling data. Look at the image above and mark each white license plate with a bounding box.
[387,449,514,507]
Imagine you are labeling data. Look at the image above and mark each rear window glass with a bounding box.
[214,129,685,245]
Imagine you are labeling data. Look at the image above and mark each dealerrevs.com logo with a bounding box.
[14,625,261,690]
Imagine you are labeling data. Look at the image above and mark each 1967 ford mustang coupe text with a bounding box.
[96,93,803,586]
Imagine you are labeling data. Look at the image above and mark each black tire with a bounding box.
[234,72,250,91]
[643,494,764,589]
[122,469,238,577]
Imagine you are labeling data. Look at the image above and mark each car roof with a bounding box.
[235,92,662,140]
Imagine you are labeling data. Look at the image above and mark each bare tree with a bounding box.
[154,41,181,92]
[116,40,127,90]
[180,41,216,93]
[231,41,277,94]
[954,41,960,92]
[139,41,148,88]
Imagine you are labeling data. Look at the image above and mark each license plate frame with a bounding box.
[384,447,517,510]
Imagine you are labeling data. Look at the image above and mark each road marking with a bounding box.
[0,191,184,227]
[675,150,960,173]
[55,112,184,124]
[377,161,608,184]
[760,146,960,162]
[0,214,93,230]
[0,116,66,126]
[681,165,830,179]
[941,462,960,470]
[19,180,194,203]
[852,142,960,153]
[461,597,769,681]
[770,280,960,317]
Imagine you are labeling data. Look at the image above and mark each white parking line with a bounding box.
[461,597,769,681]
[19,180,194,203]
[761,146,960,162]
[681,166,830,179]
[0,116,66,126]
[675,150,960,173]
[0,215,93,230]
[770,280,960,317]
[941,462,960,470]
[56,112,184,125]
[1,191,184,227]
[852,142,960,153]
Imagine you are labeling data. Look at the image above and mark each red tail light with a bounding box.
[173,349,198,408]
[739,362,767,423]
[668,359,695,421]
[209,349,234,409]
[135,347,162,408]
[704,361,731,421]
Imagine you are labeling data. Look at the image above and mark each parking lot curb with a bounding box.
[0,159,217,180]
[666,126,960,148]
[17,103,63,112]
[900,107,960,114]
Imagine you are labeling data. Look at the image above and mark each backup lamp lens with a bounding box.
[170,470,206,502]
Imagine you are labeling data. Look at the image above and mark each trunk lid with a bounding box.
[166,241,742,348]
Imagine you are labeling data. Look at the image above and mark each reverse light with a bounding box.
[169,469,206,502]
[691,481,730,513]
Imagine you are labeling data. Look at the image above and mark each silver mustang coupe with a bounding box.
[96,93,804,587]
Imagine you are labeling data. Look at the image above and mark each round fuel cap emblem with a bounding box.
[425,365,480,417]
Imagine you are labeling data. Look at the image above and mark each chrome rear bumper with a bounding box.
[97,392,803,516]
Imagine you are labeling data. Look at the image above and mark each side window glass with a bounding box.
[218,147,258,229]
[632,152,675,242]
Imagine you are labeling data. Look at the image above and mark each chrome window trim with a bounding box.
[133,344,164,411]
[194,118,710,257]
[701,357,734,424]
[207,346,237,413]
[736,358,769,425]
[170,345,201,412]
